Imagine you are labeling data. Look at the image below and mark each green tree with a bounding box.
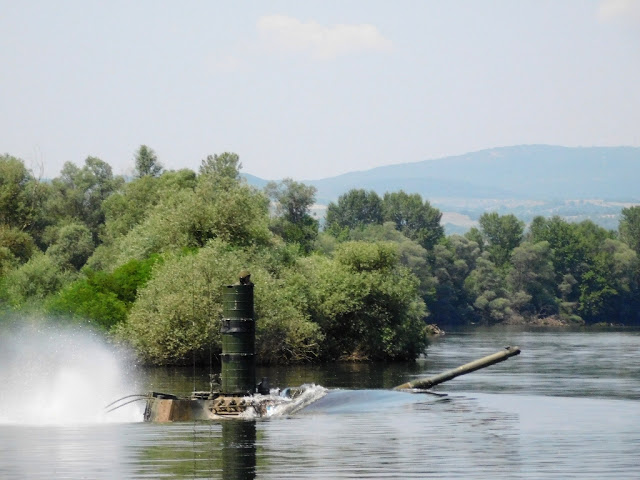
[199,152,241,180]
[348,222,433,302]
[107,173,271,267]
[48,281,127,330]
[254,270,323,364]
[465,253,512,324]
[115,241,321,364]
[428,235,480,326]
[464,227,485,251]
[45,222,95,271]
[47,157,122,243]
[325,189,383,235]
[46,256,160,330]
[530,216,629,323]
[0,225,35,264]
[619,206,640,256]
[266,179,316,225]
[506,241,557,317]
[3,253,71,308]
[349,222,430,278]
[265,178,318,252]
[382,191,444,250]
[529,216,585,284]
[101,169,197,242]
[134,145,163,178]
[0,155,37,230]
[478,212,524,267]
[578,239,638,323]
[302,241,427,361]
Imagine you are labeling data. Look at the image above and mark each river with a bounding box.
[1,327,639,479]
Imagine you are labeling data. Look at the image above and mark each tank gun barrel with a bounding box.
[394,346,521,390]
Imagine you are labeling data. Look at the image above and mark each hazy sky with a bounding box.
[2,0,639,180]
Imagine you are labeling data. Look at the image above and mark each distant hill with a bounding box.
[304,145,640,203]
[243,145,640,232]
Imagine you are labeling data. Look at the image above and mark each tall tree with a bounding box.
[529,216,585,282]
[46,222,95,271]
[325,189,383,234]
[478,212,524,267]
[0,155,37,230]
[266,178,316,224]
[619,206,640,256]
[465,253,512,324]
[101,169,196,241]
[578,239,638,324]
[134,145,163,178]
[303,241,427,361]
[428,235,480,326]
[382,191,444,250]
[199,152,241,180]
[48,157,122,244]
[265,178,318,252]
[506,241,557,317]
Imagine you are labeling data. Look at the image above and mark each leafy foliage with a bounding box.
[301,241,427,361]
[46,222,95,270]
[3,253,72,308]
[382,191,444,250]
[506,241,557,317]
[101,169,197,241]
[115,242,322,364]
[619,206,640,256]
[46,256,160,330]
[134,145,163,178]
[265,178,319,253]
[0,155,37,229]
[465,253,512,324]
[0,225,35,265]
[478,212,524,267]
[199,152,242,180]
[325,189,384,235]
[428,235,480,326]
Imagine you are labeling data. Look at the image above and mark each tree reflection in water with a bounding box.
[222,420,256,480]
[137,420,257,479]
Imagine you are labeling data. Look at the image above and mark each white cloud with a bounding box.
[598,0,640,25]
[256,15,393,60]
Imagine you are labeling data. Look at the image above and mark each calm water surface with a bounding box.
[1,329,639,479]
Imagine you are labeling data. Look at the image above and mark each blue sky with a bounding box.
[2,0,639,180]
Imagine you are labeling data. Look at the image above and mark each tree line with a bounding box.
[1,148,639,364]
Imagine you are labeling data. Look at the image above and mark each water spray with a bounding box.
[0,322,142,425]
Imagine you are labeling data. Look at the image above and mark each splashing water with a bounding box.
[237,384,328,419]
[0,322,143,425]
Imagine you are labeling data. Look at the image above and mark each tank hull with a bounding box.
[143,394,272,421]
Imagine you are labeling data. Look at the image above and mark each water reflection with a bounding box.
[134,420,257,479]
[221,421,256,480]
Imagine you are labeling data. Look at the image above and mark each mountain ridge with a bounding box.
[245,145,640,204]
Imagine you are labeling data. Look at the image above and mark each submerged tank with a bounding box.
[136,272,521,422]
[143,272,303,421]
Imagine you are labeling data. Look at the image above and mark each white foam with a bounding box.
[0,321,143,425]
[246,384,328,418]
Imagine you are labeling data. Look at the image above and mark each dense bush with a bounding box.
[46,256,160,330]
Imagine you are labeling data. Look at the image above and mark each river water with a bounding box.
[1,327,639,479]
